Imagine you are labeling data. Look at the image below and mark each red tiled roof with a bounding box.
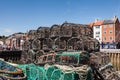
[94,20,104,26]
[88,20,104,27]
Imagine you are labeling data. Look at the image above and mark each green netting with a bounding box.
[37,67,45,80]
[55,54,61,62]
[51,69,62,80]
[18,64,28,74]
[62,72,75,80]
[17,64,45,80]
[61,51,90,58]
[0,52,94,80]
[17,63,93,80]
[29,67,38,80]
[45,66,55,80]
[86,67,93,80]
[61,52,80,58]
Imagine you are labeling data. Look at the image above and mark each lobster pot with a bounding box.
[74,66,93,80]
[51,69,62,80]
[29,67,39,80]
[37,67,45,80]
[86,67,93,80]
[18,65,27,74]
[18,64,45,80]
[55,51,90,65]
[62,72,75,80]
[45,66,56,80]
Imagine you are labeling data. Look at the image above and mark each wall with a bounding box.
[115,21,120,42]
[102,24,115,43]
[93,25,102,43]
[101,49,120,71]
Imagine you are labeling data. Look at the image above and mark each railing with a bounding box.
[100,49,120,52]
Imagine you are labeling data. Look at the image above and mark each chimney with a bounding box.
[95,19,98,22]
[113,15,117,19]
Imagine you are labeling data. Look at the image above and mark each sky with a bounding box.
[0,0,120,36]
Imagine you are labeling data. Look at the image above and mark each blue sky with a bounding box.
[0,0,120,36]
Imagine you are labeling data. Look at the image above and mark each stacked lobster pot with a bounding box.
[23,22,99,52]
[90,52,120,80]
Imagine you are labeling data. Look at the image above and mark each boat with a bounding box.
[0,73,26,80]
[0,59,22,74]
[0,59,26,80]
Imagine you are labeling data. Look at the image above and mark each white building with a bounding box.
[93,25,102,43]
[0,41,3,45]
[89,20,104,44]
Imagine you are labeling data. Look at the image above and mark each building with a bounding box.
[5,32,27,50]
[0,40,4,45]
[88,16,120,49]
[89,20,104,43]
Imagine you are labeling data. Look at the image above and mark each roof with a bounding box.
[100,16,118,25]
[103,19,115,25]
[94,20,104,26]
[88,20,104,27]
[88,16,119,27]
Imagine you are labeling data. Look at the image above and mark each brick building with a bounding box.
[88,16,120,49]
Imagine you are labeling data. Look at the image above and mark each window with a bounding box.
[104,37,106,40]
[110,37,112,40]
[96,32,100,34]
[96,36,99,38]
[104,31,106,34]
[109,30,112,34]
[96,26,100,29]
